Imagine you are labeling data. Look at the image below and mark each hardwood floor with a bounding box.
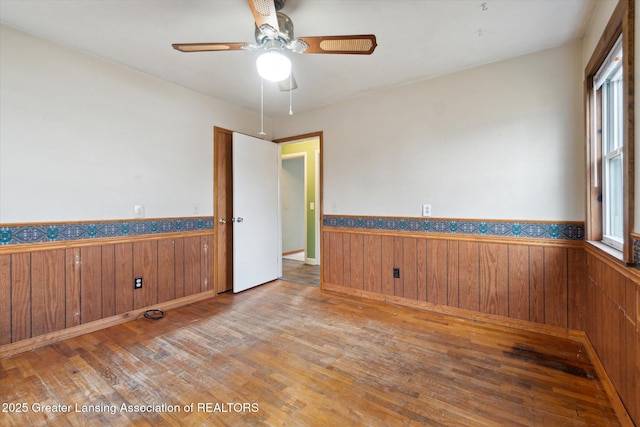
[0,280,621,426]
[281,259,320,287]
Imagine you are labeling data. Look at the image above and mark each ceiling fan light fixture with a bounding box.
[256,50,292,82]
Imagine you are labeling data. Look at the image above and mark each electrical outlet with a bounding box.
[393,268,400,279]
[422,204,432,217]
[134,276,143,289]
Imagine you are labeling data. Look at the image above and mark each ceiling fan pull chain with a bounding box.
[289,73,293,116]
[260,77,266,136]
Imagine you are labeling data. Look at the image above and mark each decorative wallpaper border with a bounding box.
[0,217,214,246]
[323,215,585,241]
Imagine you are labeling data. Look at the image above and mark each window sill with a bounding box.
[585,240,625,263]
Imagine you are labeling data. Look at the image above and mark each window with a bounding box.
[596,37,624,250]
[585,0,634,261]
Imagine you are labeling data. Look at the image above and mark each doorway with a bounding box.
[281,154,306,260]
[277,134,321,287]
[278,136,320,266]
[213,129,323,293]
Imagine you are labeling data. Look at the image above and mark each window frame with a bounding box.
[585,0,635,263]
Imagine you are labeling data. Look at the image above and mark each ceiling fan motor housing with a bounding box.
[255,12,294,44]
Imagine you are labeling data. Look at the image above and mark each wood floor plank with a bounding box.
[0,281,622,426]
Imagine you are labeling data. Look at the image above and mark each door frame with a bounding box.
[274,132,323,272]
[213,127,233,294]
[214,129,323,293]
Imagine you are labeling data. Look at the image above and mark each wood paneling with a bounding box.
[529,246,545,324]
[133,240,157,309]
[101,245,116,318]
[417,239,428,301]
[363,234,381,294]
[393,236,403,296]
[81,246,103,324]
[30,249,66,336]
[326,232,344,286]
[544,246,568,327]
[0,255,11,345]
[427,239,448,305]
[458,241,480,312]
[11,253,31,342]
[567,248,585,330]
[158,239,176,303]
[342,232,351,288]
[0,232,215,350]
[201,235,213,292]
[402,237,417,299]
[183,236,200,297]
[380,236,394,296]
[322,229,580,328]
[479,243,508,317]
[174,237,185,298]
[349,234,364,290]
[583,246,639,425]
[115,243,133,315]
[447,241,459,307]
[64,248,81,328]
[508,244,529,321]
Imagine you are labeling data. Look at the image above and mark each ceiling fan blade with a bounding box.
[172,42,247,52]
[298,35,377,55]
[247,0,279,33]
[279,72,298,91]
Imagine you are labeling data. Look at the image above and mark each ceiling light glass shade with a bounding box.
[256,51,292,82]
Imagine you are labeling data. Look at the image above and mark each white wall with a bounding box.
[582,0,618,66]
[281,156,305,252]
[273,42,584,221]
[0,24,270,223]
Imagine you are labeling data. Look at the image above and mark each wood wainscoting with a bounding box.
[322,228,584,329]
[583,243,639,424]
[0,231,214,357]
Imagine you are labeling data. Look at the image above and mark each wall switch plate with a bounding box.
[422,204,432,217]
[134,276,143,289]
[310,202,315,210]
[134,204,145,219]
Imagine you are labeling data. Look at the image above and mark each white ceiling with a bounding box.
[0,0,595,117]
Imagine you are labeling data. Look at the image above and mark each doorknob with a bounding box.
[218,218,227,225]
[236,217,244,223]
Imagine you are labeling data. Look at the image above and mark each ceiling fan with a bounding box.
[172,0,377,89]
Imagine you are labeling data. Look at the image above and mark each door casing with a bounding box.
[213,129,324,293]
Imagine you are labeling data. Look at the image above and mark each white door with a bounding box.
[232,132,281,293]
